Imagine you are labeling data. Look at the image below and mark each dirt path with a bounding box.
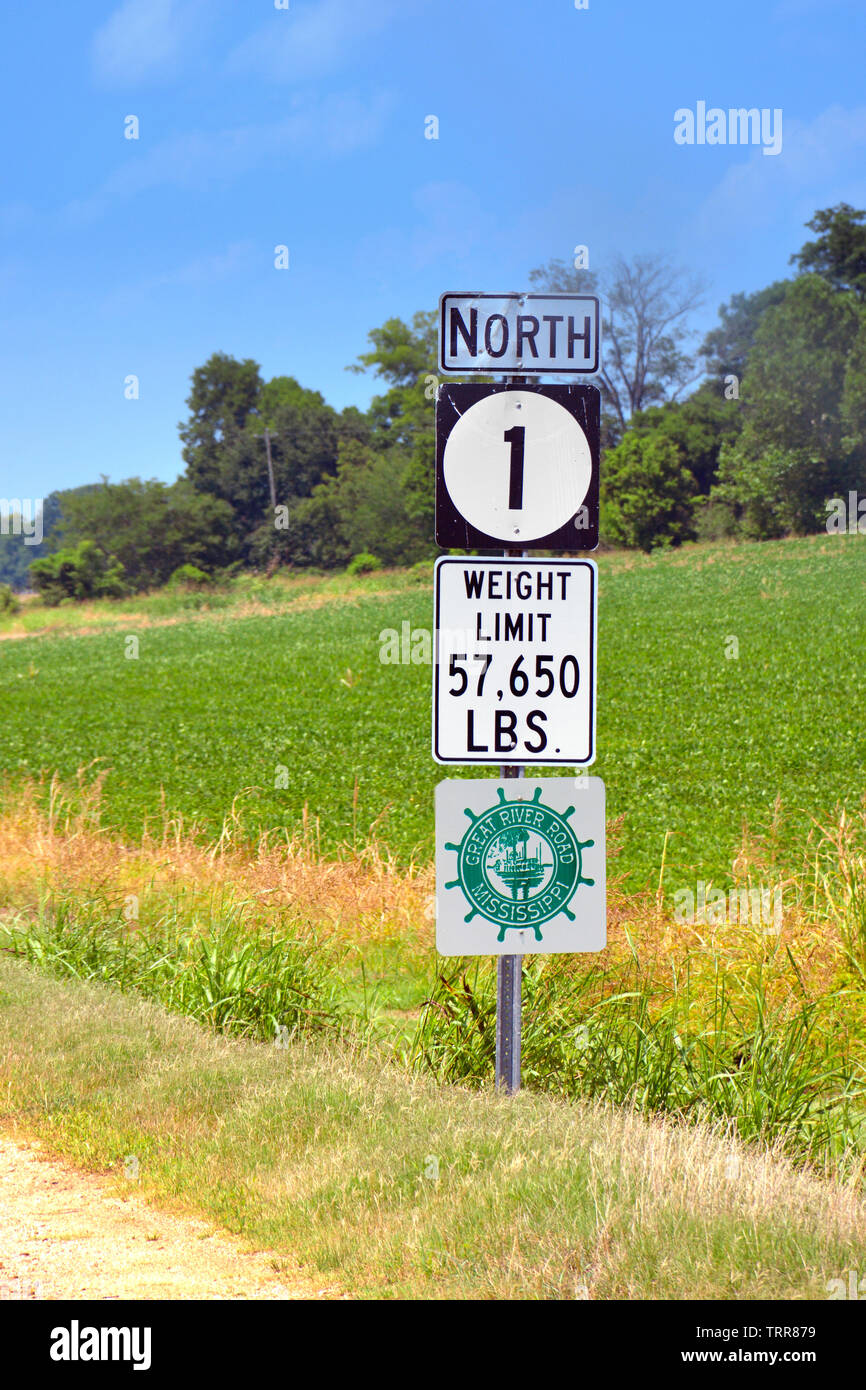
[0,1133,337,1300]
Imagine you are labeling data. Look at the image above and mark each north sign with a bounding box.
[439,292,600,376]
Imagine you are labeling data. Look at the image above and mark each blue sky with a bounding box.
[2,0,865,498]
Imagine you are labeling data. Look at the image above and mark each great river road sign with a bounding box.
[435,776,606,956]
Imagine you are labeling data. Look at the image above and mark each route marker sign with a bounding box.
[433,556,596,765]
[439,292,600,376]
[435,382,599,550]
[435,776,606,955]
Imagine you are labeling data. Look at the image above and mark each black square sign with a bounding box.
[435,383,599,551]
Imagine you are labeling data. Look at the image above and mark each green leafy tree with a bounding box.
[699,281,789,381]
[627,383,741,495]
[0,584,20,614]
[347,311,438,534]
[841,310,866,453]
[180,353,263,492]
[294,439,429,568]
[790,203,866,299]
[0,491,65,590]
[336,405,373,449]
[601,434,696,551]
[348,312,438,438]
[714,444,835,540]
[30,539,128,605]
[58,477,237,590]
[213,386,341,562]
[179,363,349,564]
[289,478,346,569]
[712,275,865,535]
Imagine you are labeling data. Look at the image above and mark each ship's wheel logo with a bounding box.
[444,785,595,942]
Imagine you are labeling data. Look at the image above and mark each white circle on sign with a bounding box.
[442,391,592,541]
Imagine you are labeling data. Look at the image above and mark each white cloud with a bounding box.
[92,0,211,85]
[64,92,394,223]
[685,104,866,256]
[228,0,427,82]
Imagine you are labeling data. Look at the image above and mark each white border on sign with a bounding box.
[431,555,598,767]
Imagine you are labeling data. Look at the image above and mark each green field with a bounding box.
[2,534,865,890]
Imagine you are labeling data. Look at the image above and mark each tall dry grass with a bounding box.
[0,770,434,955]
[2,772,857,989]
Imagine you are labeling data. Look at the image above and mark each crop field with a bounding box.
[1,534,865,893]
[2,534,866,1289]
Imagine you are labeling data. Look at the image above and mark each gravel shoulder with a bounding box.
[0,1132,335,1301]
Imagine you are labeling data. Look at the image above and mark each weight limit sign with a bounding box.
[434,383,599,551]
[433,557,597,766]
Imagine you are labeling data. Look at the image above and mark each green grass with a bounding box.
[2,536,865,1295]
[2,953,865,1300]
[0,900,343,1043]
[412,955,865,1172]
[0,564,424,635]
[2,534,866,888]
[4,883,863,1175]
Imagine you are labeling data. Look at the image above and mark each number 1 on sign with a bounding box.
[503,426,525,510]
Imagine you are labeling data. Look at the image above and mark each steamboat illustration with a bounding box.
[488,828,551,899]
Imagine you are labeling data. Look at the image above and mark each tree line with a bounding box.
[3,203,865,603]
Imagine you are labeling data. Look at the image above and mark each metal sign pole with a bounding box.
[496,763,524,1095]
[496,367,527,1095]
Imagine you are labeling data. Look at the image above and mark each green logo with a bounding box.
[444,785,595,942]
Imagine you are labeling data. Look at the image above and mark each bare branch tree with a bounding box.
[529,253,706,443]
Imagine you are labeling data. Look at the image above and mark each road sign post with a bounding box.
[433,298,606,1098]
[499,532,525,1096]
[435,770,607,1090]
[496,947,522,1096]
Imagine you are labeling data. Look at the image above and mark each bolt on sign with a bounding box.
[433,556,596,765]
[439,293,600,376]
[435,382,599,551]
[435,777,606,956]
